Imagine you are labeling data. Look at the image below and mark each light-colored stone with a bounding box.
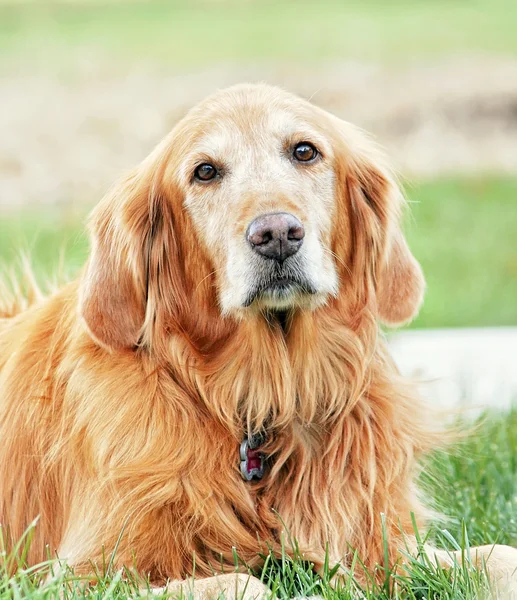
[390,327,517,413]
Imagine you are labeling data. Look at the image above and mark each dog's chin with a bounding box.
[255,286,306,310]
[243,278,320,311]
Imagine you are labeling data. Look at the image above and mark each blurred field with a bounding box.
[0,0,516,329]
[406,177,517,328]
[2,0,517,66]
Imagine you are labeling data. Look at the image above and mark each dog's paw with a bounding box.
[431,544,517,597]
[470,545,517,596]
[149,573,271,600]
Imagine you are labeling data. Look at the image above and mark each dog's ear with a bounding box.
[353,155,424,327]
[376,228,425,326]
[79,170,151,350]
[334,121,425,326]
[79,147,207,353]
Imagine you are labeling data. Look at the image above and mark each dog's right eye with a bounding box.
[194,163,217,182]
[293,142,318,162]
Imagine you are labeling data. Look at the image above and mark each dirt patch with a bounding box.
[1,56,517,211]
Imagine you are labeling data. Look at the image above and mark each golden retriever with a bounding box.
[1,83,516,598]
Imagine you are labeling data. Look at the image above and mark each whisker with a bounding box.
[322,246,352,277]
[307,88,322,103]
[194,267,224,294]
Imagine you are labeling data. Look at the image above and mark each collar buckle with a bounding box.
[240,434,265,481]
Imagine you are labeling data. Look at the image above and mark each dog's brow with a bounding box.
[190,129,235,159]
[267,110,321,139]
[265,113,329,155]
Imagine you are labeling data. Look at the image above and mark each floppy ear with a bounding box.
[376,228,425,326]
[341,126,425,327]
[79,151,208,353]
[79,171,150,351]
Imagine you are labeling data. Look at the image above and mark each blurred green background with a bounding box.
[1,0,516,328]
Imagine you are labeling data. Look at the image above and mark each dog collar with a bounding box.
[240,434,266,481]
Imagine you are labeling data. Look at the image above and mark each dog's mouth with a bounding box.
[263,277,299,294]
[243,274,317,308]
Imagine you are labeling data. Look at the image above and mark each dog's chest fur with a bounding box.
[0,289,427,579]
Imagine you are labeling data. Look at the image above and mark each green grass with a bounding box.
[0,209,88,285]
[406,177,517,328]
[1,0,516,69]
[2,176,516,329]
[422,411,517,548]
[2,409,517,599]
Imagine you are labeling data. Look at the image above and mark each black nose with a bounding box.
[246,212,305,262]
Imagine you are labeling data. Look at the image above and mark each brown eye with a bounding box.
[293,142,318,162]
[194,163,217,181]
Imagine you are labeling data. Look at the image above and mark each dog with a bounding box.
[1,83,516,598]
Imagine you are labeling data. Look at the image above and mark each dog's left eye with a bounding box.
[293,142,318,162]
[194,163,218,182]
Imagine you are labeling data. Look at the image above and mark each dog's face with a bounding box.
[80,84,425,350]
[177,90,338,314]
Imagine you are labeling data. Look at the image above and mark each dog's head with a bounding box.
[79,84,424,351]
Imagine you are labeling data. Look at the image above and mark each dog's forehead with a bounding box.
[189,109,309,156]
[181,85,314,144]
[169,85,337,184]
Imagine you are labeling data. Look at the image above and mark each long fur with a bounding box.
[0,84,441,583]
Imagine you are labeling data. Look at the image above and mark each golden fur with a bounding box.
[0,84,516,593]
